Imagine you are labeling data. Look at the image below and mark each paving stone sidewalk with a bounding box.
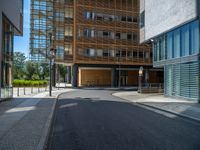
[113,91,200,122]
[0,88,74,150]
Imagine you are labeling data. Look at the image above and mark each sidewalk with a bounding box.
[0,88,74,150]
[113,91,200,122]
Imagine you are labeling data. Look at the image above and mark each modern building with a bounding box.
[0,0,24,99]
[30,0,163,87]
[140,0,200,101]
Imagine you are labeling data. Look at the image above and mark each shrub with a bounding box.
[13,80,48,87]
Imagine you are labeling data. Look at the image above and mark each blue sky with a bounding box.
[14,0,30,58]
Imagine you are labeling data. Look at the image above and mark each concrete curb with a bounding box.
[36,90,74,150]
[112,92,200,123]
[37,96,57,150]
[137,102,200,123]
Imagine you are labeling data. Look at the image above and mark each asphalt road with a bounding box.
[47,89,200,150]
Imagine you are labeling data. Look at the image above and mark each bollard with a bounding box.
[24,87,26,95]
[17,87,19,96]
[31,87,33,93]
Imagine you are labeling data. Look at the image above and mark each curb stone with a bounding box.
[137,102,200,123]
[36,90,74,150]
[36,97,57,150]
[111,92,200,123]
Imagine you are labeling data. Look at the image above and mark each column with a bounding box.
[52,63,56,87]
[72,64,78,87]
[66,66,72,84]
[111,67,116,87]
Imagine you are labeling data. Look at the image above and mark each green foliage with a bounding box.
[13,52,26,79]
[37,62,50,80]
[25,61,37,80]
[13,52,71,83]
[32,74,40,80]
[13,80,48,87]
[58,65,68,82]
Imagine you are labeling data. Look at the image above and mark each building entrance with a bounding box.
[119,76,128,86]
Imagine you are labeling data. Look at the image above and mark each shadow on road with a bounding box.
[47,91,200,150]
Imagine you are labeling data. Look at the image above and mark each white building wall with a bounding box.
[144,0,197,41]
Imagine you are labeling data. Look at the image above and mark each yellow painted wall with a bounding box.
[79,69,111,86]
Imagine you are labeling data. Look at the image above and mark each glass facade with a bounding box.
[153,20,200,62]
[165,61,199,100]
[154,19,200,101]
[1,17,14,99]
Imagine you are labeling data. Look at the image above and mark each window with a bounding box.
[121,50,126,57]
[153,20,200,62]
[103,31,110,37]
[96,49,103,56]
[121,33,127,40]
[127,17,132,22]
[167,32,173,59]
[85,48,96,56]
[104,15,111,21]
[56,46,64,59]
[65,7,73,18]
[132,17,138,23]
[127,51,132,58]
[127,34,132,40]
[133,52,138,58]
[83,29,89,37]
[110,50,115,57]
[20,0,24,15]
[96,13,103,21]
[2,17,14,97]
[190,20,199,54]
[145,52,149,59]
[173,29,180,58]
[181,25,189,56]
[115,33,120,39]
[65,44,72,54]
[139,52,144,59]
[83,29,95,38]
[121,16,127,22]
[103,50,109,56]
[89,49,96,56]
[84,11,90,19]
[65,26,73,37]
[116,50,121,57]
[56,31,64,40]
[56,28,64,40]
[140,11,145,28]
[85,49,90,56]
[97,31,103,38]
[156,41,160,61]
[132,33,137,42]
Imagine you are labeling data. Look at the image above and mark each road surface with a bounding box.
[47,89,200,150]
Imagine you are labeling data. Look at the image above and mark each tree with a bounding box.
[37,62,49,80]
[25,61,37,80]
[58,65,67,82]
[13,52,26,79]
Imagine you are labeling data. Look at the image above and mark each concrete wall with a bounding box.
[144,0,197,41]
[198,0,200,17]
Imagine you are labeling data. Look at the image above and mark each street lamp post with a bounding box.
[49,33,56,96]
[138,66,143,93]
[117,57,121,88]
